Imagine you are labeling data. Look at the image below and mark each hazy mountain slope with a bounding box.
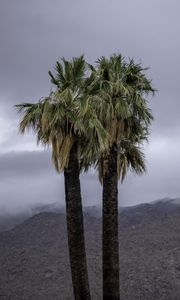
[1,197,180,232]
[0,203,100,232]
[1,201,180,299]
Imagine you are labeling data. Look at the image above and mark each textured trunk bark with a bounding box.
[64,142,91,300]
[102,144,120,300]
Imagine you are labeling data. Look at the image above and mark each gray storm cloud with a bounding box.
[0,0,180,212]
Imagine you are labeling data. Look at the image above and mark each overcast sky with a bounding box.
[0,0,180,213]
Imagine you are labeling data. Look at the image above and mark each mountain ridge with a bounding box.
[1,197,180,232]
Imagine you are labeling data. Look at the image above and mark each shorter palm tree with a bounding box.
[16,56,108,300]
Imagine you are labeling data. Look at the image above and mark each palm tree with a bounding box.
[16,56,107,300]
[90,54,154,300]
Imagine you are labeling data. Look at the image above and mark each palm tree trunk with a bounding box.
[102,143,120,300]
[64,142,91,300]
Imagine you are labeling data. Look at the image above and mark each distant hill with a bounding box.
[0,202,101,232]
[1,197,180,232]
[1,199,180,299]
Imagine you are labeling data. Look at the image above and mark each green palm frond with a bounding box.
[16,55,109,173]
[89,53,154,182]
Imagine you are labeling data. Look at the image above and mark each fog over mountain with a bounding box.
[0,0,180,211]
[1,197,180,232]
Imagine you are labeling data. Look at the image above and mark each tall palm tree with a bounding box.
[89,54,154,300]
[16,56,107,300]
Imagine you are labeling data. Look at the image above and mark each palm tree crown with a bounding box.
[16,56,107,172]
[86,54,154,177]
